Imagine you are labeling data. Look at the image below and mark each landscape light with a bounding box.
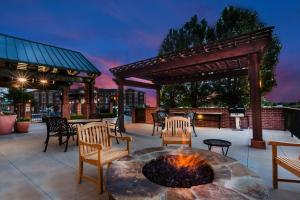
[40,79,48,85]
[17,77,27,83]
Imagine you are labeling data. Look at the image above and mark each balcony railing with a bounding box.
[284,107,300,139]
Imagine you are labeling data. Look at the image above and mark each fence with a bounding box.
[284,107,300,139]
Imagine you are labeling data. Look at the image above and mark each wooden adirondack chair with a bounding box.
[268,141,300,189]
[162,116,192,147]
[77,122,132,193]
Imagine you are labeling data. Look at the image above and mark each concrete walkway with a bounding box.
[0,121,299,200]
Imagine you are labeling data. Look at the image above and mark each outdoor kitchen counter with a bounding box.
[107,147,269,200]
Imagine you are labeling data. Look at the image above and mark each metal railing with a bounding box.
[284,107,300,139]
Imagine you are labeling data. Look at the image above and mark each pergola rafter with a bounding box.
[110,27,274,149]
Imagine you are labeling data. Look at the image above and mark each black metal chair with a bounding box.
[151,112,160,136]
[44,116,76,152]
[150,110,170,136]
[184,112,197,137]
[108,114,123,144]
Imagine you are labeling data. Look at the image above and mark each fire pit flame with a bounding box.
[142,153,214,188]
[165,154,204,171]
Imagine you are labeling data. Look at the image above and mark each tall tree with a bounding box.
[212,6,281,105]
[158,16,212,107]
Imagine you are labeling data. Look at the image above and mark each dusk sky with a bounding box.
[1,0,300,105]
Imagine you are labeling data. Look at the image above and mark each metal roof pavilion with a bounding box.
[0,33,100,74]
[0,33,101,90]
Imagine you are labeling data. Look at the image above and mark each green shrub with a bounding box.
[17,118,30,122]
[97,113,117,118]
[70,115,85,120]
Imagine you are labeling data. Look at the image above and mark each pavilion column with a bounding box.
[61,87,70,119]
[249,53,265,149]
[156,85,161,108]
[117,80,125,132]
[82,81,96,119]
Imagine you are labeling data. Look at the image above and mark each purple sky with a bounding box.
[1,0,300,105]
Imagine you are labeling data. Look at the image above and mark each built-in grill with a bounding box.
[229,106,245,130]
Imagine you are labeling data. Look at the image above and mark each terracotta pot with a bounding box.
[0,115,17,135]
[16,122,30,133]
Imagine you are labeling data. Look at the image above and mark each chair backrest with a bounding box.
[164,116,190,136]
[157,111,168,123]
[45,116,68,134]
[184,112,195,125]
[77,122,111,156]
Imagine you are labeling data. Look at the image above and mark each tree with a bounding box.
[158,6,281,107]
[159,16,213,107]
[6,88,34,104]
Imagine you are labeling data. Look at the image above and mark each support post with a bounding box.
[82,81,96,119]
[117,80,125,132]
[156,85,161,108]
[249,53,265,149]
[61,87,70,119]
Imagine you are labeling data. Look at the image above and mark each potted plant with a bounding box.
[16,118,31,133]
[0,113,17,135]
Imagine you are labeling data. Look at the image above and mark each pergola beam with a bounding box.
[115,40,268,78]
[154,69,248,85]
[114,79,158,89]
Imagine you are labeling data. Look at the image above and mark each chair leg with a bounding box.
[64,136,69,152]
[192,125,197,137]
[152,124,155,136]
[97,165,104,194]
[78,158,83,184]
[115,130,119,144]
[59,136,63,145]
[43,136,49,152]
[273,160,278,189]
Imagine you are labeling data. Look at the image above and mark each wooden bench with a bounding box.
[268,141,300,189]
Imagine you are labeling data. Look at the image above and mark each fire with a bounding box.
[166,154,204,170]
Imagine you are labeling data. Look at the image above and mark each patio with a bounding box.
[0,119,299,200]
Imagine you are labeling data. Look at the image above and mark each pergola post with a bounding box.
[156,85,161,108]
[61,87,70,119]
[82,81,96,119]
[249,53,265,149]
[117,80,125,132]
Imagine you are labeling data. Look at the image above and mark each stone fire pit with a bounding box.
[107,147,269,200]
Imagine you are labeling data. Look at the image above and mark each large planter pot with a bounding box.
[16,122,30,133]
[0,115,17,135]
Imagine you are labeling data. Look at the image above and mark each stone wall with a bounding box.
[133,107,285,130]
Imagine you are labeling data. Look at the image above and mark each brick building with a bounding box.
[125,89,145,108]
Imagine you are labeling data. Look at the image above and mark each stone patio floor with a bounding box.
[0,119,299,200]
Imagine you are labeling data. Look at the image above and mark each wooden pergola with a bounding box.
[110,27,274,149]
[0,33,101,119]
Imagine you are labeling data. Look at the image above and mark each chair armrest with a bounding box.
[78,141,103,150]
[109,135,132,142]
[268,141,300,147]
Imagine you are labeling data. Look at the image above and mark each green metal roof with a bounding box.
[0,33,100,74]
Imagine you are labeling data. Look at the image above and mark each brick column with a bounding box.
[76,103,82,115]
[82,81,96,119]
[61,87,70,119]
